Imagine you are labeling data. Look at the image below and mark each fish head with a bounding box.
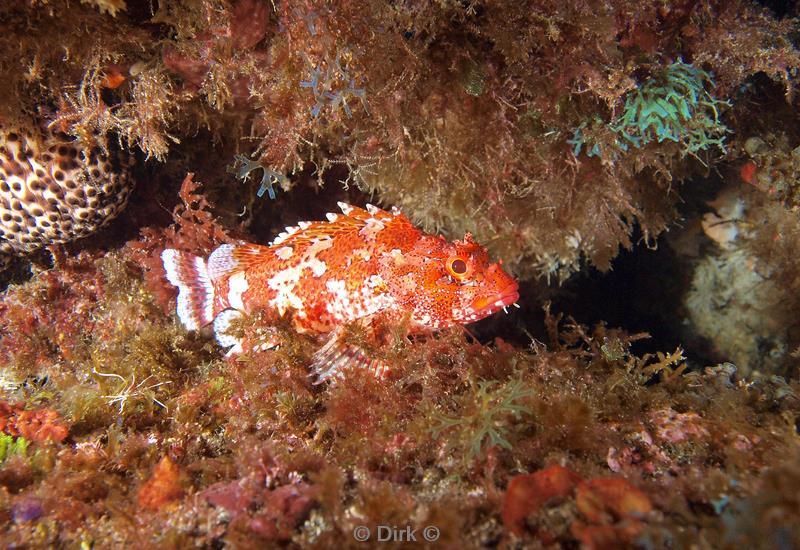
[383,232,519,329]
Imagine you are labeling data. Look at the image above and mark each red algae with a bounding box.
[502,464,581,536]
[575,478,653,523]
[0,402,68,444]
[137,456,186,511]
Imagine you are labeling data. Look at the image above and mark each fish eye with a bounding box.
[446,256,470,280]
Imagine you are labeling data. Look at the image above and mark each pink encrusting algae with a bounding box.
[161,202,519,381]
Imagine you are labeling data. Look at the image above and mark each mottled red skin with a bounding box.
[211,204,519,335]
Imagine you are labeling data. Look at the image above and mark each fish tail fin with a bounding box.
[161,249,215,330]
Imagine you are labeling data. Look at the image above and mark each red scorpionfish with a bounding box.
[161,202,519,382]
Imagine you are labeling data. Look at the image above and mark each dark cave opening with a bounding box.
[473,170,731,369]
[546,227,710,363]
[471,227,714,365]
[755,0,799,18]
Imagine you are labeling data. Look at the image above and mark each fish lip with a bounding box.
[471,282,520,314]
[498,282,519,303]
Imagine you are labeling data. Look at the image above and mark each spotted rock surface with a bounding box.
[0,127,133,267]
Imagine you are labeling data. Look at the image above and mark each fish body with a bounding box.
[161,202,519,380]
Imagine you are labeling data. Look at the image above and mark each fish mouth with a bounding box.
[471,282,520,316]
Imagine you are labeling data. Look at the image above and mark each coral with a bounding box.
[0,126,133,268]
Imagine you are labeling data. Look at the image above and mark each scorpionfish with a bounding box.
[161,202,519,381]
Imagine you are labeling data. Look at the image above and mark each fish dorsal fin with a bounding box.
[271,202,411,248]
[207,243,271,280]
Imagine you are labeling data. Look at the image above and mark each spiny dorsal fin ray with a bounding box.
[208,243,272,278]
[274,203,408,248]
[231,243,274,270]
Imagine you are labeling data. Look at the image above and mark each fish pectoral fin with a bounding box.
[309,326,390,384]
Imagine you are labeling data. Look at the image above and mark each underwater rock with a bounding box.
[502,464,581,537]
[0,1,799,548]
[685,185,800,377]
[740,133,800,211]
[162,0,271,107]
[0,127,132,269]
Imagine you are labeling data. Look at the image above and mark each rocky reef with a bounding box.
[1,1,800,548]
